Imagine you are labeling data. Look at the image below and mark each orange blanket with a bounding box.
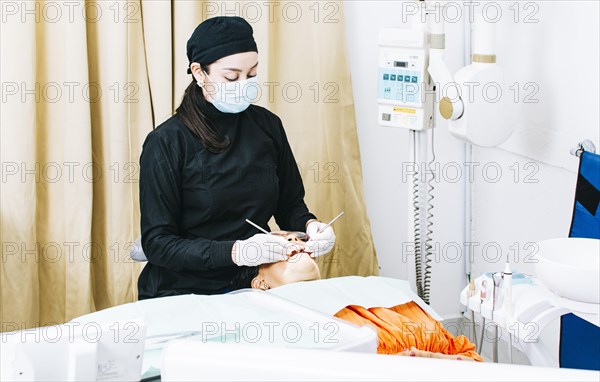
[334,301,483,361]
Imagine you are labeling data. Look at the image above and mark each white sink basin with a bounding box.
[535,238,600,304]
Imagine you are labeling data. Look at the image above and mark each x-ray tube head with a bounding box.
[445,60,516,147]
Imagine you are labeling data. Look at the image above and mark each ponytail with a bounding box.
[175,69,230,153]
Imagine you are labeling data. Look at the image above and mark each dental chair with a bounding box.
[560,150,600,371]
[130,235,147,262]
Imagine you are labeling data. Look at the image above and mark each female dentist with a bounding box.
[137,16,335,299]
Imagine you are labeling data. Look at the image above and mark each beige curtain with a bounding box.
[0,0,378,331]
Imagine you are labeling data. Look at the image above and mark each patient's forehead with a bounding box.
[271,231,308,242]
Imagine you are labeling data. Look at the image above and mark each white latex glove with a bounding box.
[232,233,304,267]
[305,221,336,257]
[130,236,148,262]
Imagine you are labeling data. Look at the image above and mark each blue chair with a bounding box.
[560,150,600,371]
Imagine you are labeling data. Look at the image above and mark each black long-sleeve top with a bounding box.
[137,101,316,299]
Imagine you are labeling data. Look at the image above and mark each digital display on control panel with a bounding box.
[394,61,408,68]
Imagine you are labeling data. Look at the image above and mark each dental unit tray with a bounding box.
[460,272,599,368]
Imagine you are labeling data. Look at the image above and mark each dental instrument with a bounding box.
[504,257,514,363]
[503,257,513,317]
[492,272,503,312]
[477,280,487,353]
[316,211,345,234]
[245,219,270,235]
[491,272,503,362]
[467,279,478,351]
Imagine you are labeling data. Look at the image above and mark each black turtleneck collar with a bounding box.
[199,99,239,121]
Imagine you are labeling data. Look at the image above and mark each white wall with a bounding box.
[471,1,599,278]
[344,0,599,324]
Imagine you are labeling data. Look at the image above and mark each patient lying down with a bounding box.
[231,231,483,362]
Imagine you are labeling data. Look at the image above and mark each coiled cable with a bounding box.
[412,131,424,299]
[411,126,435,305]
[422,127,436,304]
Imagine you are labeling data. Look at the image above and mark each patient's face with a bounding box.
[251,231,321,290]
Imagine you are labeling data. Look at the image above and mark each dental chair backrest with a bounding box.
[130,236,147,262]
[562,150,600,371]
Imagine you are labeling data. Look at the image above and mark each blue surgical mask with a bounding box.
[198,71,258,113]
